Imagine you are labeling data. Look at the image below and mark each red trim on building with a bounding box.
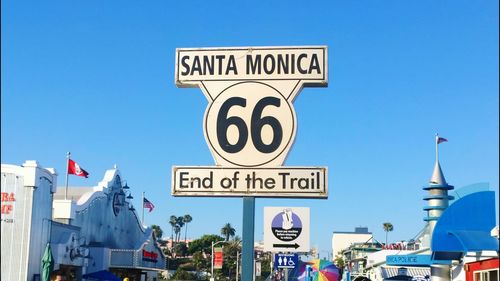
[464,258,499,281]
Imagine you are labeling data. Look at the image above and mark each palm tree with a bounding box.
[232,235,241,244]
[169,215,177,247]
[176,216,185,242]
[221,223,236,241]
[151,224,163,239]
[174,225,181,243]
[183,214,192,243]
[383,222,394,245]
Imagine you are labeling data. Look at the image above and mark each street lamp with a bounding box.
[211,240,225,280]
[236,251,242,281]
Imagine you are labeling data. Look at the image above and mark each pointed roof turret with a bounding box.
[423,134,454,225]
[429,133,450,185]
[429,160,447,185]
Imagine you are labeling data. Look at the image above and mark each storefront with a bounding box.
[1,160,166,281]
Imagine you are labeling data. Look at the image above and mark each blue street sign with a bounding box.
[386,255,451,266]
[274,253,298,269]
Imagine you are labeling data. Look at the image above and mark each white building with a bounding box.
[1,161,56,281]
[1,160,166,281]
[335,142,499,281]
[332,227,373,261]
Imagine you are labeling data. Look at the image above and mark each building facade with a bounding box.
[332,227,373,261]
[1,161,56,281]
[1,160,166,281]
[335,142,499,281]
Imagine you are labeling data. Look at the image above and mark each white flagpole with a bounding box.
[142,192,145,225]
[65,152,71,200]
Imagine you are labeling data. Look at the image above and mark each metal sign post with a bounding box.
[242,197,255,281]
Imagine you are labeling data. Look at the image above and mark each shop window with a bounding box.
[474,269,499,281]
[491,270,499,281]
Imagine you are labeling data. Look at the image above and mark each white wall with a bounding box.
[1,161,57,281]
[332,232,372,258]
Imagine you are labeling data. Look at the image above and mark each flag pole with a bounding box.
[435,133,439,162]
[142,192,145,225]
[65,152,71,200]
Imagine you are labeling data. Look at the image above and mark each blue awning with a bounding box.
[431,191,499,261]
[447,230,499,251]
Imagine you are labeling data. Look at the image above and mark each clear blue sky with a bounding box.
[2,0,498,256]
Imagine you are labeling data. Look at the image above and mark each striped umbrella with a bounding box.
[293,259,340,281]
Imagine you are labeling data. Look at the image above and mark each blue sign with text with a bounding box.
[274,253,298,269]
[386,255,450,266]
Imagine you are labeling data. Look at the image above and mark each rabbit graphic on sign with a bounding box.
[271,208,302,241]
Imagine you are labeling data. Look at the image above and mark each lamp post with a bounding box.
[236,251,242,281]
[211,240,225,280]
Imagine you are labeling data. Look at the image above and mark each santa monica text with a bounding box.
[175,47,327,83]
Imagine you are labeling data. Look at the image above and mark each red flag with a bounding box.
[437,137,448,144]
[143,197,155,212]
[68,159,89,178]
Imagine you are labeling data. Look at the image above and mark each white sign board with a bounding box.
[172,166,327,198]
[172,46,329,198]
[176,46,327,85]
[175,46,327,168]
[264,207,310,252]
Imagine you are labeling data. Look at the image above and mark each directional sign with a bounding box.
[274,253,298,269]
[264,207,310,252]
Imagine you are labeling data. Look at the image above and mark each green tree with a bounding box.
[183,214,193,242]
[192,251,209,271]
[383,222,394,245]
[255,252,272,281]
[188,234,224,255]
[221,223,236,241]
[151,224,163,239]
[173,242,188,258]
[223,239,242,280]
[334,252,345,269]
[171,268,196,280]
[232,235,241,244]
[162,247,171,258]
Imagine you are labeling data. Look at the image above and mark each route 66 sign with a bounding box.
[175,46,328,168]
